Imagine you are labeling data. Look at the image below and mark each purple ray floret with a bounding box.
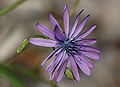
[29,5,101,82]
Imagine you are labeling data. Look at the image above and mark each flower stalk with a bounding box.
[0,0,27,16]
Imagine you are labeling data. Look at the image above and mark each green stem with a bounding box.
[0,0,27,16]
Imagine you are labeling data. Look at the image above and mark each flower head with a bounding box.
[29,5,101,82]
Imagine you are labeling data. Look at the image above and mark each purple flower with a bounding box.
[29,5,101,82]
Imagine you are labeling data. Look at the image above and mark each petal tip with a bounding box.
[86,14,90,18]
[77,9,84,16]
[91,24,97,30]
[75,9,84,19]
[95,55,100,60]
[64,5,68,11]
[49,78,52,81]
[75,78,80,82]
[45,69,49,72]
[40,63,44,66]
[56,79,60,83]
[36,23,42,29]
[86,71,91,76]
[48,13,52,17]
[81,9,84,11]
[36,23,40,27]
[93,24,97,27]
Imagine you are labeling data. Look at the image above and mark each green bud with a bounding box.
[65,67,74,80]
[17,39,29,53]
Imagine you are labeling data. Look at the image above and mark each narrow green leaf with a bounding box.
[17,39,29,53]
[0,64,24,87]
[0,0,27,16]
[11,64,39,79]
[65,67,74,80]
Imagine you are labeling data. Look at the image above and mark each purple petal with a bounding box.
[36,23,55,40]
[76,60,91,76]
[41,47,61,66]
[49,74,54,81]
[29,38,58,47]
[46,57,57,72]
[49,51,66,81]
[81,51,100,59]
[56,58,68,82]
[76,24,96,40]
[70,55,80,81]
[54,25,66,41]
[49,13,61,29]
[80,45,101,53]
[76,38,97,45]
[75,55,95,68]
[71,15,90,38]
[64,5,69,37]
[80,55,95,68]
[69,9,84,38]
[46,51,64,72]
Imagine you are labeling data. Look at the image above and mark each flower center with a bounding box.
[62,39,78,54]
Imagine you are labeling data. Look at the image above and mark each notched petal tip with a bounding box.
[56,80,60,83]
[85,68,91,76]
[64,5,68,11]
[40,62,46,66]
[56,78,61,83]
[36,23,40,27]
[75,78,80,82]
[96,49,102,53]
[89,24,97,31]
[86,14,90,18]
[49,76,53,81]
[92,24,97,28]
[81,9,84,12]
[36,23,42,29]
[99,50,102,53]
[76,9,84,18]
[48,13,52,18]
[86,72,91,76]
[40,62,44,66]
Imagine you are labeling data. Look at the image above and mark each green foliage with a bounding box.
[0,0,27,16]
[0,64,58,87]
[0,63,58,87]
[0,64,24,87]
[17,39,29,53]
[16,35,48,54]
[11,64,40,79]
[31,35,49,39]
[65,67,74,80]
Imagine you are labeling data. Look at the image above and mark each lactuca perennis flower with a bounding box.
[29,5,101,82]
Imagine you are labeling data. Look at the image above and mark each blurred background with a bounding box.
[0,0,120,87]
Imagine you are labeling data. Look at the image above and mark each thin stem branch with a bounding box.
[0,0,27,16]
